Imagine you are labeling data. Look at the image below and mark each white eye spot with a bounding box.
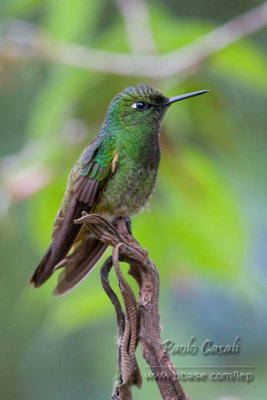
[131,101,149,111]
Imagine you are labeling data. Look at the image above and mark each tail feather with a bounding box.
[30,245,54,287]
[30,199,85,287]
[53,237,108,297]
[30,218,82,287]
[30,192,112,294]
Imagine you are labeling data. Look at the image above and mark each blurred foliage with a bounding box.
[0,1,266,399]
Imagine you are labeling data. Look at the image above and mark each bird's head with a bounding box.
[104,85,209,131]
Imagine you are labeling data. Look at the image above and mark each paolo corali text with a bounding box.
[163,336,241,356]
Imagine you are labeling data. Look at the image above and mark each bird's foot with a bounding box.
[112,216,132,235]
[123,216,132,235]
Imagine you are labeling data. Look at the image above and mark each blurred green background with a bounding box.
[0,0,266,399]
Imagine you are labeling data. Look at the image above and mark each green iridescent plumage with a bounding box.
[30,85,209,295]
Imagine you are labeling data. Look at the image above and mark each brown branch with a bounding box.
[100,255,141,400]
[112,244,138,385]
[75,213,189,400]
[1,2,267,78]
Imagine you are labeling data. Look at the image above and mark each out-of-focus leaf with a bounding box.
[28,68,95,141]
[150,6,213,52]
[212,41,267,93]
[43,0,104,42]
[27,176,66,248]
[134,147,245,281]
[2,0,44,15]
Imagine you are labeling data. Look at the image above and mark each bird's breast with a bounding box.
[94,155,159,217]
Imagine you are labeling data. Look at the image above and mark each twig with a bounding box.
[114,0,157,54]
[0,2,267,78]
[75,213,189,400]
[159,1,267,77]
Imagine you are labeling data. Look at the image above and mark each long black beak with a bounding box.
[164,90,210,105]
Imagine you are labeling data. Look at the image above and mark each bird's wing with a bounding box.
[30,132,117,287]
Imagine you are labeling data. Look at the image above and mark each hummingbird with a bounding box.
[30,85,209,296]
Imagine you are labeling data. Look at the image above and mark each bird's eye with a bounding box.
[131,101,150,111]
